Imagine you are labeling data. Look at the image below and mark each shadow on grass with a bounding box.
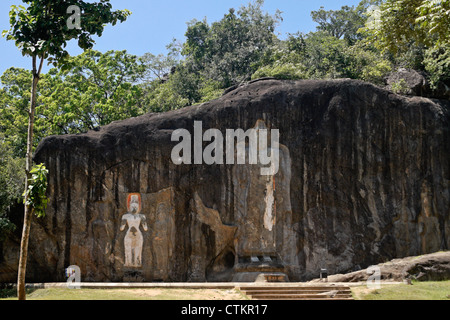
[0,284,37,299]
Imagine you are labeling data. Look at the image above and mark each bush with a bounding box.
[252,62,306,80]
[390,78,410,95]
[424,43,450,90]
[0,136,24,241]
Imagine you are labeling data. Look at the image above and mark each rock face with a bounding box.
[386,68,430,96]
[1,79,449,283]
[385,68,450,99]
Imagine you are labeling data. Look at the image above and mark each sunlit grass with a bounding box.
[1,287,249,300]
[352,281,450,300]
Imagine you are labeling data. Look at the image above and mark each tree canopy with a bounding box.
[3,0,130,66]
[363,0,449,53]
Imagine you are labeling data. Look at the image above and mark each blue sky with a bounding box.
[0,0,362,75]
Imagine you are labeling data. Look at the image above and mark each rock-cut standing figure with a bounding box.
[120,194,148,268]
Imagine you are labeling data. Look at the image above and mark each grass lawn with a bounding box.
[1,282,449,300]
[352,281,450,300]
[0,287,249,300]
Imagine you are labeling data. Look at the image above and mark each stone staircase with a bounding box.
[238,285,354,300]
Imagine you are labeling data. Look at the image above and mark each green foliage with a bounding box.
[311,4,366,44]
[0,285,18,299]
[41,50,146,133]
[137,1,283,108]
[416,0,450,44]
[2,0,131,67]
[141,51,179,82]
[0,50,146,155]
[344,42,392,85]
[252,25,392,84]
[1,0,444,164]
[0,68,66,156]
[390,78,410,94]
[363,0,449,54]
[0,136,23,241]
[302,31,352,79]
[424,43,450,89]
[251,38,308,80]
[362,0,449,92]
[0,285,35,299]
[23,163,48,218]
[394,44,427,71]
[182,0,282,88]
[252,62,306,80]
[0,68,34,157]
[198,80,224,103]
[140,79,190,113]
[362,0,424,54]
[0,218,16,243]
[0,135,25,214]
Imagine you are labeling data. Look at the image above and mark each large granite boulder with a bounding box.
[385,68,450,99]
[385,68,429,96]
[1,79,449,283]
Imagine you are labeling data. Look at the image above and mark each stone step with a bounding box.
[249,294,354,300]
[239,286,351,291]
[239,285,354,300]
[242,289,352,295]
[253,297,354,301]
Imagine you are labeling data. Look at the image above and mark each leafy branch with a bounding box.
[23,163,48,218]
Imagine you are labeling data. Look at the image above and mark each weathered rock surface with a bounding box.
[386,68,450,99]
[386,68,429,96]
[1,79,449,283]
[310,251,450,282]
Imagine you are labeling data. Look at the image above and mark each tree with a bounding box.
[252,18,392,84]
[363,0,450,53]
[423,42,450,89]
[0,134,23,243]
[362,0,450,90]
[141,42,180,82]
[0,68,37,157]
[140,78,190,113]
[42,50,146,134]
[2,0,130,300]
[311,5,366,44]
[141,52,177,82]
[416,0,450,43]
[182,0,281,88]
[251,35,308,80]
[0,50,146,148]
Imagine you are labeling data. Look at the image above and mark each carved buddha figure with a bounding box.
[120,193,148,268]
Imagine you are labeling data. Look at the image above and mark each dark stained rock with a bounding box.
[433,81,450,100]
[386,68,429,96]
[1,79,449,283]
[385,68,450,99]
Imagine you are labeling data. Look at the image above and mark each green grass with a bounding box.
[2,282,448,300]
[0,287,249,300]
[352,281,450,300]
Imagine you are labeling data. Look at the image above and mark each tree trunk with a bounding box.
[17,56,40,300]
